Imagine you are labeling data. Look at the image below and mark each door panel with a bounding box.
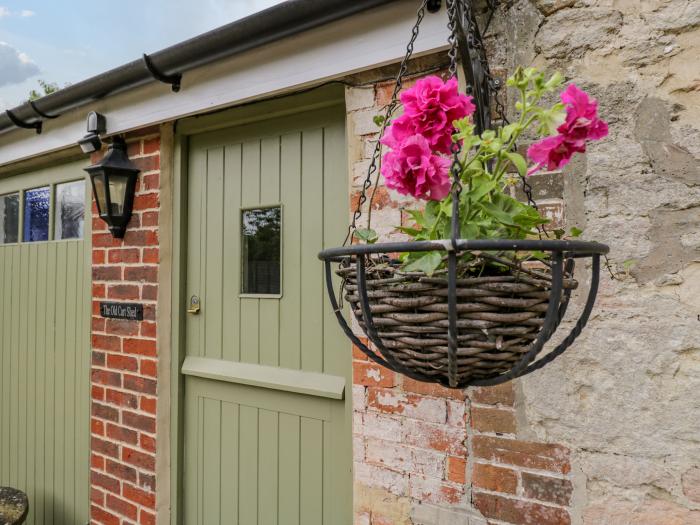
[183,104,351,524]
[0,160,91,525]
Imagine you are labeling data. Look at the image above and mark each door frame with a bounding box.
[168,84,348,525]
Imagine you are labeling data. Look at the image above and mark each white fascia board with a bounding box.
[0,3,449,167]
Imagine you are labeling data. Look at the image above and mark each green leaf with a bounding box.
[553,228,566,239]
[404,251,443,276]
[373,115,386,127]
[355,228,378,244]
[570,227,583,238]
[505,152,528,178]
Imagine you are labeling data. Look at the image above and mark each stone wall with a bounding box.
[345,0,700,523]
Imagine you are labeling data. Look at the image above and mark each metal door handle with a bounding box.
[187,295,201,314]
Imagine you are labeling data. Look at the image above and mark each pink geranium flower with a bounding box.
[527,84,608,174]
[382,76,475,154]
[381,134,451,201]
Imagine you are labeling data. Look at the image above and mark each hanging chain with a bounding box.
[343,0,430,246]
[447,0,463,246]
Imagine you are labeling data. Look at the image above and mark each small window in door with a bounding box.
[241,206,281,295]
[0,192,19,244]
[55,180,86,240]
[23,186,50,242]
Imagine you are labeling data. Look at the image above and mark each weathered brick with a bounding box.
[409,475,464,505]
[473,462,518,494]
[472,436,571,474]
[366,439,445,479]
[402,419,467,456]
[105,388,138,409]
[367,387,447,423]
[402,377,467,401]
[446,456,467,484]
[123,482,156,508]
[522,472,573,506]
[470,383,515,406]
[471,406,517,434]
[473,492,571,525]
[353,361,396,387]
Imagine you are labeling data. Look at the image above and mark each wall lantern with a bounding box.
[85,137,140,238]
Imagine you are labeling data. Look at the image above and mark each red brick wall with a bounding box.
[348,75,573,524]
[90,130,161,525]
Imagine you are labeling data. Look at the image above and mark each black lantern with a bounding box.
[85,137,140,238]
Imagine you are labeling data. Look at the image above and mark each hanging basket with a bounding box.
[319,0,610,388]
[320,239,608,388]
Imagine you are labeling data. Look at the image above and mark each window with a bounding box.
[241,206,281,295]
[0,193,19,244]
[23,186,50,242]
[55,180,85,240]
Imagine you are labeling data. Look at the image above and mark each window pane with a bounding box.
[0,193,19,244]
[23,186,50,242]
[241,207,281,295]
[55,180,85,240]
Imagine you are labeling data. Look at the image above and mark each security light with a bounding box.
[78,111,106,154]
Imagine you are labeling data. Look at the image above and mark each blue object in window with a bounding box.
[23,186,50,242]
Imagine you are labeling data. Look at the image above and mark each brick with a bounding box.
[140,433,156,453]
[92,316,106,332]
[141,284,158,300]
[92,351,106,367]
[133,155,159,173]
[366,440,444,479]
[346,86,375,111]
[93,232,121,248]
[106,353,138,372]
[367,387,447,423]
[140,396,157,414]
[142,247,159,264]
[122,447,156,471]
[106,423,139,445]
[126,139,142,156]
[409,475,464,505]
[143,137,160,155]
[142,173,159,191]
[402,377,467,400]
[140,359,157,379]
[123,482,156,508]
[446,399,467,427]
[92,385,105,401]
[92,401,119,422]
[124,265,158,283]
[106,285,140,301]
[123,374,157,395]
[91,453,105,470]
[471,406,517,434]
[473,492,571,525]
[472,436,571,474]
[91,418,105,436]
[105,459,137,484]
[522,472,573,506]
[141,211,159,227]
[352,341,369,361]
[353,361,396,387]
[92,282,106,298]
[91,470,120,493]
[92,369,122,388]
[123,338,157,356]
[91,504,120,525]
[92,436,119,458]
[106,494,138,521]
[470,383,515,406]
[354,461,407,496]
[473,463,518,494]
[93,265,122,281]
[108,248,140,264]
[123,230,158,246]
[402,419,467,456]
[123,410,156,433]
[361,411,402,442]
[91,487,105,506]
[105,389,138,409]
[140,509,156,525]
[446,456,467,484]
[140,321,157,338]
[138,472,156,492]
[92,334,121,352]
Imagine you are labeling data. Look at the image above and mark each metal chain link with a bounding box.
[343,0,430,246]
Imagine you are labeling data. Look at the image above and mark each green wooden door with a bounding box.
[0,160,91,525]
[182,104,351,525]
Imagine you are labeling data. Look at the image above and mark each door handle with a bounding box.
[187,295,201,314]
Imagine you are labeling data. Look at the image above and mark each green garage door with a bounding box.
[182,104,351,524]
[0,160,91,525]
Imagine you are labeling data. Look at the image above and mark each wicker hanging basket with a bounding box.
[319,0,610,388]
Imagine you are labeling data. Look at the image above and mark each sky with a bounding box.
[0,0,286,109]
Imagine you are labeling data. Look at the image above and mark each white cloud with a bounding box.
[20,10,35,17]
[0,7,10,17]
[0,42,39,87]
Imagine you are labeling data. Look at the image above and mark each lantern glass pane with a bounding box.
[23,186,50,242]
[241,206,281,295]
[55,180,85,240]
[0,192,19,244]
[92,173,107,215]
[108,174,129,215]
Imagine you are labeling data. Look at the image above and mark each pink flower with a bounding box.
[381,134,451,201]
[382,76,475,154]
[527,84,608,174]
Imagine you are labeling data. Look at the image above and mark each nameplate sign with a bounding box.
[100,302,144,321]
